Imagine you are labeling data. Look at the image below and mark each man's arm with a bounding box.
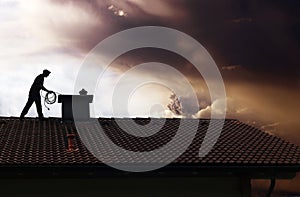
[41,85,51,93]
[36,75,52,93]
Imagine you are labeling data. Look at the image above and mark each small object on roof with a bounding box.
[79,88,88,96]
[66,134,78,152]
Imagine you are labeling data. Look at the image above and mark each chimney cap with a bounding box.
[79,88,88,95]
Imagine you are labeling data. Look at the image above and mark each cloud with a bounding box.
[193,105,211,119]
[19,0,103,54]
[260,122,280,135]
[167,93,183,115]
[164,109,184,118]
[0,0,18,8]
[193,97,253,119]
[44,0,188,53]
[107,5,128,17]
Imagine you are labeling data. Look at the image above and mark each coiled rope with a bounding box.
[41,91,60,110]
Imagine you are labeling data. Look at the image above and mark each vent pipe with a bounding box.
[66,134,78,151]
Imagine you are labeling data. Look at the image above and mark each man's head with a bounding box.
[43,69,51,77]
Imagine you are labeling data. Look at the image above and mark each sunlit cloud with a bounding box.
[108,4,127,17]
[167,93,183,116]
[260,122,280,135]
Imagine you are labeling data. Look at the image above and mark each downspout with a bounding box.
[265,178,276,197]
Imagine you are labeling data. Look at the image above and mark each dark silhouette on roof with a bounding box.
[0,117,299,178]
[20,69,53,121]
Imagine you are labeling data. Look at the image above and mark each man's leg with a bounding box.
[20,97,34,119]
[34,97,44,120]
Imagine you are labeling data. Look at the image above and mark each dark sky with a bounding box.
[51,0,300,82]
[184,0,300,77]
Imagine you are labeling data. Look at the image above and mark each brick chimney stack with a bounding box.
[58,89,93,121]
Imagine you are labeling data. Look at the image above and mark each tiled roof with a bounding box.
[0,117,299,173]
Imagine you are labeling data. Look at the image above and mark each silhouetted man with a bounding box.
[20,69,53,120]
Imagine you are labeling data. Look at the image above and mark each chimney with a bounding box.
[66,134,78,151]
[58,89,93,121]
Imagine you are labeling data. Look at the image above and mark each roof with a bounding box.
[0,117,299,178]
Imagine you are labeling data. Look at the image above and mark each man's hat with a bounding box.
[43,69,51,75]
